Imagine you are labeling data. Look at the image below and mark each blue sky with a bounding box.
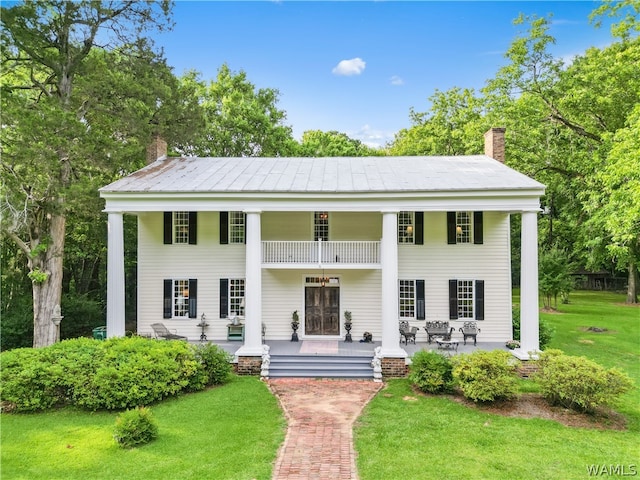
[155,1,616,148]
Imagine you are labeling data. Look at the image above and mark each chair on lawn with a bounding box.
[151,323,187,341]
[399,320,419,345]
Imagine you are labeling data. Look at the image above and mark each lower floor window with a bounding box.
[174,279,190,317]
[457,280,474,319]
[399,280,415,318]
[229,279,245,316]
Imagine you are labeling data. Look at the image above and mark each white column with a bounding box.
[106,213,125,338]
[513,210,540,359]
[380,211,407,358]
[236,210,264,356]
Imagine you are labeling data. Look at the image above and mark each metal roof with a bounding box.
[100,155,545,194]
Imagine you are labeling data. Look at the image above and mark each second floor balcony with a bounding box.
[262,240,381,269]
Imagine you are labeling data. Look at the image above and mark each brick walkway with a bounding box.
[268,379,383,480]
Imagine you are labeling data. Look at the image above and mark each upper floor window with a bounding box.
[229,211,245,244]
[164,211,197,245]
[398,211,414,244]
[447,211,483,245]
[314,211,329,241]
[174,212,190,244]
[456,212,472,244]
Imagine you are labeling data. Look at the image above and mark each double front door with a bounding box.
[304,286,340,335]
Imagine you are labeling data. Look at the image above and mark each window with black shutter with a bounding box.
[220,278,229,318]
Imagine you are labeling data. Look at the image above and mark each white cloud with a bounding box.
[348,124,394,149]
[332,57,366,76]
[390,75,404,86]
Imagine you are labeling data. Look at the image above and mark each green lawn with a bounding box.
[1,376,285,480]
[355,291,639,480]
[2,291,638,480]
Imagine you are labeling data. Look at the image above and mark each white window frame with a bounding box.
[229,211,245,244]
[399,279,416,318]
[229,278,245,316]
[398,211,414,244]
[173,279,190,318]
[173,211,190,244]
[456,211,472,244]
[314,211,329,241]
[457,279,474,319]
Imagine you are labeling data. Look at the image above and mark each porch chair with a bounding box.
[399,320,419,345]
[424,321,454,343]
[150,323,188,341]
[459,321,481,346]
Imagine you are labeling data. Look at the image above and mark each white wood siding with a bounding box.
[137,211,512,342]
[398,212,512,342]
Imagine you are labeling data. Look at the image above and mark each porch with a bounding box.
[203,339,510,378]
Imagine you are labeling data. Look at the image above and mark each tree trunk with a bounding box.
[32,213,66,347]
[627,260,638,304]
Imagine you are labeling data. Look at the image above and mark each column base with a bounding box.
[510,348,540,360]
[235,345,264,357]
[381,357,408,378]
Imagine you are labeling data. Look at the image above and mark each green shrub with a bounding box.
[192,343,234,387]
[452,350,518,403]
[535,350,634,413]
[409,350,454,394]
[0,348,65,411]
[512,307,554,350]
[80,337,203,410]
[113,407,158,448]
[0,337,234,412]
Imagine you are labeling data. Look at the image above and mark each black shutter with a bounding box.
[416,279,426,320]
[188,212,198,245]
[447,212,456,244]
[475,280,485,320]
[163,212,173,244]
[188,279,198,318]
[474,211,484,245]
[219,278,229,318]
[449,279,458,320]
[414,212,424,245]
[163,279,172,318]
[220,212,229,245]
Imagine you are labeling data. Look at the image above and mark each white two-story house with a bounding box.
[100,128,545,372]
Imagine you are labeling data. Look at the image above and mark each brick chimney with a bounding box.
[146,136,167,164]
[484,127,506,163]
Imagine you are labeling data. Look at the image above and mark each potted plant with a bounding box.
[505,339,520,350]
[344,311,352,343]
[291,310,299,342]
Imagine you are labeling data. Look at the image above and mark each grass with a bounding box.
[355,290,639,480]
[2,291,637,480]
[1,376,285,480]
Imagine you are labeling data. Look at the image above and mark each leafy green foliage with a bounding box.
[451,350,519,402]
[0,337,233,412]
[0,295,33,351]
[408,350,454,394]
[535,349,634,413]
[192,343,234,387]
[511,307,554,350]
[113,407,159,449]
[538,248,575,309]
[296,130,383,157]
[59,293,104,340]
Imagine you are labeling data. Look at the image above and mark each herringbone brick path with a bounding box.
[268,378,383,480]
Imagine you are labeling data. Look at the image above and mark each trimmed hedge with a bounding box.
[409,350,454,394]
[452,350,519,403]
[535,349,633,413]
[0,337,233,412]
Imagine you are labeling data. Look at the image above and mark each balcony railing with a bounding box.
[262,240,380,267]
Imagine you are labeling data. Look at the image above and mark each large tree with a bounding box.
[0,1,173,347]
[296,130,383,157]
[182,64,295,157]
